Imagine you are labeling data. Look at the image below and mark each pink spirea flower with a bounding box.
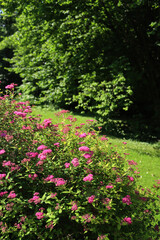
[26,152,38,158]
[54,142,60,147]
[28,193,41,204]
[79,146,90,152]
[127,176,134,182]
[2,160,13,167]
[0,149,5,155]
[88,195,95,203]
[42,149,52,154]
[34,192,39,196]
[122,217,132,224]
[97,235,107,240]
[37,145,48,150]
[5,83,17,89]
[37,123,44,129]
[54,178,66,186]
[65,163,70,168]
[50,193,57,198]
[71,158,79,167]
[38,153,46,160]
[86,119,94,122]
[5,135,13,142]
[43,119,52,128]
[79,133,87,138]
[83,152,93,159]
[78,141,85,145]
[100,136,108,141]
[28,173,38,180]
[7,191,16,199]
[0,174,6,180]
[86,159,92,164]
[32,196,41,204]
[128,160,137,165]
[35,212,44,219]
[122,142,127,145]
[83,174,93,182]
[106,185,113,189]
[14,223,22,229]
[44,175,54,182]
[122,195,132,205]
[82,213,95,223]
[14,111,27,117]
[0,191,8,197]
[36,160,44,166]
[45,221,54,229]
[71,204,78,211]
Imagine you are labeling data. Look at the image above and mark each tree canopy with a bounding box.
[0,0,160,138]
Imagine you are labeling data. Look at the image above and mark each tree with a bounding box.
[0,0,160,136]
[0,7,21,89]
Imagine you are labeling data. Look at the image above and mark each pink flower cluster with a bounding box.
[79,133,87,138]
[127,175,134,182]
[0,191,8,197]
[28,173,38,180]
[37,145,48,150]
[44,174,66,186]
[50,192,57,198]
[64,162,70,168]
[6,202,14,211]
[82,214,95,223]
[37,148,52,163]
[7,191,16,199]
[2,161,20,172]
[122,195,132,205]
[83,174,93,182]
[14,111,27,118]
[28,192,41,204]
[5,135,13,142]
[83,151,93,159]
[100,136,108,141]
[45,221,54,229]
[44,175,54,182]
[0,149,5,155]
[35,212,44,219]
[71,158,79,167]
[128,160,137,166]
[0,173,6,180]
[5,83,17,90]
[54,178,66,186]
[14,215,27,229]
[43,119,52,128]
[26,152,38,158]
[79,146,90,152]
[88,195,95,203]
[97,235,107,240]
[122,217,132,224]
[102,198,111,210]
[71,202,78,211]
[106,184,113,189]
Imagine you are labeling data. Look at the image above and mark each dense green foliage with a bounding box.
[0,84,160,239]
[0,9,21,88]
[0,0,160,137]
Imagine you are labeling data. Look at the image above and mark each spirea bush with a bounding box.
[0,83,160,240]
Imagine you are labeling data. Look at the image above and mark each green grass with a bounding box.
[31,106,160,191]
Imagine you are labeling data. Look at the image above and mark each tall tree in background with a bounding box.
[0,0,160,136]
[0,7,21,89]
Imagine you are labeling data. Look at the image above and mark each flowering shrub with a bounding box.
[0,84,160,240]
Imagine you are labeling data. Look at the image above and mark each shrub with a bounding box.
[0,84,160,240]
